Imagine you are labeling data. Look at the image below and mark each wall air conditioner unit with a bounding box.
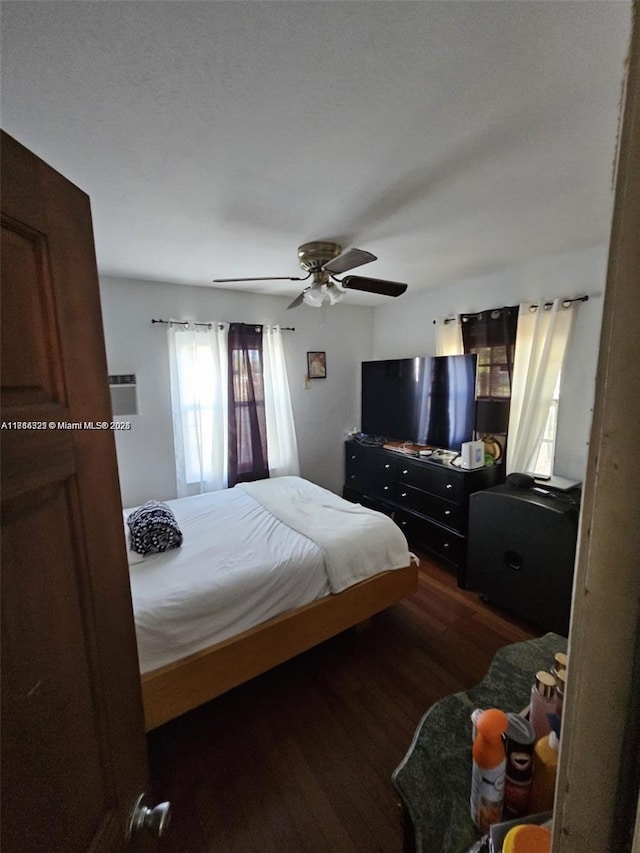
[108,374,138,416]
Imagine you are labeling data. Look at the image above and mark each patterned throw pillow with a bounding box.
[127,500,183,556]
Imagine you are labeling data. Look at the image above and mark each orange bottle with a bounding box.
[528,730,560,813]
[503,823,552,853]
[470,708,508,832]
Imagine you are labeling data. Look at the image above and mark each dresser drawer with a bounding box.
[345,465,396,500]
[397,460,463,502]
[344,467,396,498]
[346,444,397,475]
[345,444,397,497]
[395,510,466,567]
[346,442,373,468]
[396,485,464,531]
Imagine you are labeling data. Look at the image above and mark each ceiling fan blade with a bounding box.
[341,276,408,297]
[286,290,307,310]
[213,275,309,283]
[323,248,376,275]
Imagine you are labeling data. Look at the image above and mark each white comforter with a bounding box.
[126,477,411,674]
[237,476,411,592]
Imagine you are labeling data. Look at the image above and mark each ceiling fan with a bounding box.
[213,241,408,309]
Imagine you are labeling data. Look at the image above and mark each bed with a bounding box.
[124,476,418,730]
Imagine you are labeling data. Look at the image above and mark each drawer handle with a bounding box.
[400,521,407,527]
[443,542,450,549]
[384,463,390,469]
[446,483,453,490]
[401,492,407,498]
[350,475,355,480]
[444,510,451,516]
[402,469,408,475]
[351,455,356,460]
[383,485,390,491]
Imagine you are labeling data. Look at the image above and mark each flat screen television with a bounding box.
[360,354,478,452]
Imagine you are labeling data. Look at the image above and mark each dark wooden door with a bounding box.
[1,131,154,851]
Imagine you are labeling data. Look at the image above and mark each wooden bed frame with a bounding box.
[141,562,418,730]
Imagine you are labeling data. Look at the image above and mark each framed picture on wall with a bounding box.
[307,351,327,379]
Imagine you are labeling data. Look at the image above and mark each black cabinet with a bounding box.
[465,483,581,634]
[343,440,502,584]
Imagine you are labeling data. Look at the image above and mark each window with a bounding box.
[169,324,228,495]
[180,351,224,486]
[531,373,561,477]
[461,308,518,403]
[461,308,519,462]
[474,345,514,398]
[169,323,299,497]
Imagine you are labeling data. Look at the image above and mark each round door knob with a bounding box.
[128,794,172,839]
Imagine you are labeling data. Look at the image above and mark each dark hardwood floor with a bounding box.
[147,556,537,853]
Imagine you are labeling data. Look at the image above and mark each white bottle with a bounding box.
[529,670,557,740]
[470,708,508,832]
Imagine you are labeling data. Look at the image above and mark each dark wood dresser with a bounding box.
[343,440,503,584]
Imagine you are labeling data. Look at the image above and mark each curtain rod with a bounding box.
[151,319,295,331]
[433,295,589,324]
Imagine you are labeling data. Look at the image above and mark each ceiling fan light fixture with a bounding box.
[303,285,324,307]
[219,241,407,309]
[326,283,346,305]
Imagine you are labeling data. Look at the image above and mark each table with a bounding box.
[391,633,567,853]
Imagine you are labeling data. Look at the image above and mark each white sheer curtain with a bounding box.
[169,323,228,496]
[435,316,463,355]
[169,322,300,495]
[507,299,578,475]
[263,325,300,477]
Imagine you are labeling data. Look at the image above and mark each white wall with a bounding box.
[372,244,610,481]
[101,242,608,504]
[99,276,374,507]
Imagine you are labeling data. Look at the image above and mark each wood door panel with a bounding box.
[1,427,75,501]
[1,131,152,851]
[1,484,114,849]
[1,219,61,402]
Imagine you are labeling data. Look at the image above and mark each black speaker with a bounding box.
[465,482,580,635]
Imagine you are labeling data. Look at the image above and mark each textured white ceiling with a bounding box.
[1,1,632,305]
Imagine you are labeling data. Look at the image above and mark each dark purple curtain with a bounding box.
[227,323,269,487]
[461,306,519,442]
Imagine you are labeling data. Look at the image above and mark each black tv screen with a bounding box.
[360,354,477,451]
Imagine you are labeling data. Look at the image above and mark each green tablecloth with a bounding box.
[392,633,567,853]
